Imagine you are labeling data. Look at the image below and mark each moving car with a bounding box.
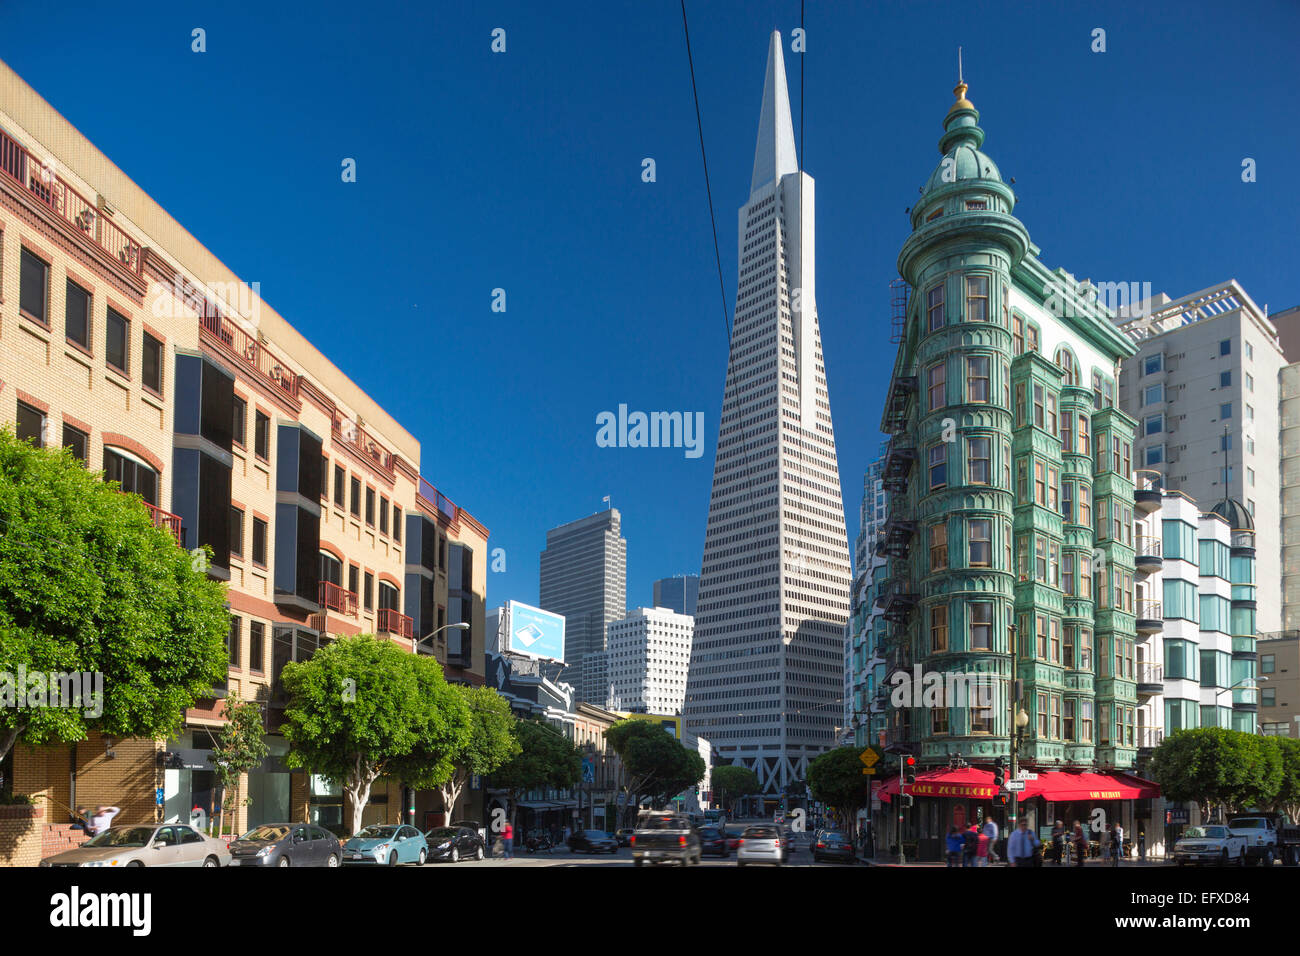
[342,824,428,866]
[40,824,230,868]
[424,826,485,862]
[1226,813,1300,866]
[699,826,730,858]
[812,830,856,864]
[1172,825,1247,866]
[568,829,618,854]
[737,824,787,867]
[228,823,341,867]
[631,811,702,866]
[616,828,635,847]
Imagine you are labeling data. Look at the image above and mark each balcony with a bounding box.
[378,608,414,640]
[1134,535,1163,574]
[417,476,458,523]
[1134,469,1164,514]
[1136,727,1164,751]
[318,581,358,616]
[142,500,184,547]
[332,410,395,481]
[199,311,300,405]
[881,438,917,494]
[0,127,143,277]
[875,582,918,625]
[876,516,917,558]
[881,375,917,434]
[1136,600,1163,635]
[1136,663,1163,698]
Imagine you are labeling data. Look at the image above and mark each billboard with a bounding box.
[504,601,565,664]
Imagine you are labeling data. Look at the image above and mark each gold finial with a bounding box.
[949,48,974,114]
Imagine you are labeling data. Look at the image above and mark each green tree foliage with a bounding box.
[434,685,520,823]
[208,692,270,837]
[492,719,581,825]
[1149,728,1284,820]
[605,719,705,824]
[808,747,871,833]
[711,764,760,813]
[280,635,468,833]
[1270,737,1300,822]
[0,428,229,764]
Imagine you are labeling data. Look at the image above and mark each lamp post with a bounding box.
[1007,623,1029,826]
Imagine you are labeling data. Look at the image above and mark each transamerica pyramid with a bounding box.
[683,31,851,796]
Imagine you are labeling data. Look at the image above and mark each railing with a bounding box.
[1134,469,1164,493]
[143,500,183,547]
[1135,535,1162,558]
[417,476,458,522]
[0,126,143,276]
[1136,599,1162,620]
[378,608,414,639]
[332,410,395,480]
[1136,727,1164,749]
[1231,530,1256,549]
[1136,662,1163,685]
[318,581,358,616]
[199,311,299,401]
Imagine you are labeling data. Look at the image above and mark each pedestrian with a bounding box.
[503,819,514,860]
[1051,820,1065,865]
[976,826,991,867]
[87,805,121,837]
[945,826,964,867]
[1071,821,1087,867]
[1138,827,1146,862]
[1006,817,1041,867]
[962,824,979,867]
[1112,822,1124,866]
[983,817,1000,864]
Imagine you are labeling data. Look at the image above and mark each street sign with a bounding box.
[1017,771,1038,781]
[861,767,876,775]
[859,746,881,769]
[1004,781,1026,792]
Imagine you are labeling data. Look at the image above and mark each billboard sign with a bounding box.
[505,601,565,663]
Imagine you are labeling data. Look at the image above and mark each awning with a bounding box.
[515,801,560,810]
[878,768,1160,803]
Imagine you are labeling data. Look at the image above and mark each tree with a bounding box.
[712,765,760,815]
[0,428,229,765]
[207,692,269,837]
[491,719,581,828]
[1269,737,1300,822]
[807,747,871,835]
[605,720,704,825]
[280,635,468,834]
[1149,728,1283,821]
[433,685,520,824]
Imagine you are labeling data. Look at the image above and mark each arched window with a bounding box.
[103,447,158,505]
[1054,347,1079,386]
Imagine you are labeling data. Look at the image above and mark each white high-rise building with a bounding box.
[606,607,695,715]
[683,31,852,794]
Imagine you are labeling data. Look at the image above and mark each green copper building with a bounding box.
[873,76,1149,833]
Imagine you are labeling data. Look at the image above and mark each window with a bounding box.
[1055,348,1078,386]
[1038,691,1049,737]
[380,496,389,535]
[348,564,359,597]
[1035,537,1047,582]
[1220,402,1232,419]
[1015,383,1026,426]
[1261,654,1275,674]
[1049,540,1060,588]
[1036,616,1049,658]
[968,437,990,485]
[1220,370,1232,388]
[251,517,267,565]
[1144,414,1163,436]
[927,362,945,411]
[230,507,244,557]
[1048,467,1059,512]
[1262,689,1275,707]
[930,523,948,572]
[233,397,247,446]
[1143,354,1163,375]
[1220,339,1231,356]
[1016,457,1028,500]
[62,424,88,463]
[1013,315,1024,355]
[1061,481,1073,522]
[364,572,374,612]
[334,465,345,507]
[365,487,376,526]
[1246,403,1254,422]
[1143,384,1163,406]
[928,445,946,490]
[1078,484,1091,528]
[321,455,329,500]
[1063,552,1075,595]
[927,284,944,332]
[967,355,989,403]
[1145,445,1164,466]
[1221,433,1232,451]
[930,605,948,652]
[249,621,265,672]
[1046,392,1058,435]
[106,308,129,374]
[1061,412,1074,453]
[142,332,163,395]
[394,505,402,542]
[965,275,988,321]
[1033,385,1045,428]
[1027,325,1040,353]
[16,401,45,447]
[1002,440,1011,490]
[229,616,242,669]
[965,199,988,211]
[254,411,270,460]
[1064,700,1076,740]
[65,279,90,348]
[20,248,49,323]
[1035,460,1046,505]
[926,207,943,222]
[1078,414,1090,456]
[1248,466,1255,486]
[969,602,992,650]
[969,519,991,567]
[103,447,158,505]
[1246,372,1254,392]
[350,476,362,516]
[1002,361,1011,409]
[1246,341,1254,360]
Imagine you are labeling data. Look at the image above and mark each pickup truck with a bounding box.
[1172,825,1248,866]
[630,811,702,867]
[1226,813,1300,867]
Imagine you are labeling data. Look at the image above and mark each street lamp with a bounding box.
[1214,676,1266,701]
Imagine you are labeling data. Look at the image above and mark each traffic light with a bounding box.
[993,756,1005,789]
[903,755,917,786]
[900,794,914,808]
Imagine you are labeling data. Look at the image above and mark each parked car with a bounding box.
[568,829,618,854]
[228,823,341,867]
[424,826,485,862]
[631,811,702,866]
[616,828,635,847]
[737,824,787,867]
[342,824,428,866]
[812,830,856,864]
[40,824,230,868]
[699,826,730,858]
[1172,825,1247,867]
[1226,813,1300,866]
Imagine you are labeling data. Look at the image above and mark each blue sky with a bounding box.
[4,0,1297,611]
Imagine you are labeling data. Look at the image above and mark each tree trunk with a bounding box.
[345,755,378,835]
[0,723,26,766]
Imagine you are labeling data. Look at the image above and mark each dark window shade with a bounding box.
[334,465,345,506]
[295,511,319,603]
[254,412,270,459]
[230,508,244,557]
[350,477,361,517]
[296,430,322,499]
[394,506,402,543]
[20,248,48,322]
[16,401,44,447]
[379,497,389,535]
[319,552,342,586]
[228,616,241,668]
[104,448,158,506]
[364,572,374,611]
[106,308,128,373]
[197,453,231,569]
[62,424,88,463]
[379,582,399,611]
[200,366,234,450]
[321,456,329,500]
[365,487,375,525]
[142,333,163,394]
[232,397,247,446]
[252,517,268,565]
[348,565,359,596]
[65,279,90,347]
[249,622,265,672]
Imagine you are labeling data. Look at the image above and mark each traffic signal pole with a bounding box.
[898,754,906,865]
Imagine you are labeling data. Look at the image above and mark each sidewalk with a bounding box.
[861,854,1168,868]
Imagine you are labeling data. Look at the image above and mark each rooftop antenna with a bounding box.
[958,46,964,84]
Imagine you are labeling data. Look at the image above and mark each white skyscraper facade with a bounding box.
[683,32,852,795]
[606,607,695,715]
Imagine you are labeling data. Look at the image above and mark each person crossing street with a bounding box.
[1006,818,1041,867]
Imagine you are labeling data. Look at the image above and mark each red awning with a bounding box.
[877,769,1160,803]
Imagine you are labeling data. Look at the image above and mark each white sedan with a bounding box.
[1173,825,1247,866]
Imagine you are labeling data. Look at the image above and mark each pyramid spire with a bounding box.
[750,30,798,195]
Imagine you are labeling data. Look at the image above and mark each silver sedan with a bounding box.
[40,824,232,868]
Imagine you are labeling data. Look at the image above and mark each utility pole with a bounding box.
[1008,622,1020,826]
